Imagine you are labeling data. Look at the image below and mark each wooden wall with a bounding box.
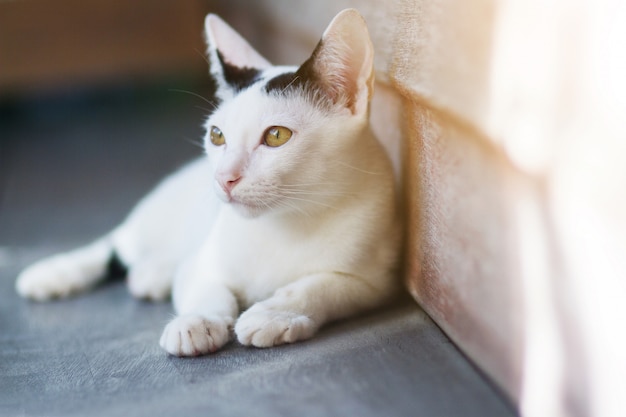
[0,0,214,93]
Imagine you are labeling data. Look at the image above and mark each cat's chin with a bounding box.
[215,190,267,219]
[228,200,267,219]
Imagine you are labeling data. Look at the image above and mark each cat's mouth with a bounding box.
[216,183,274,218]
[216,187,257,211]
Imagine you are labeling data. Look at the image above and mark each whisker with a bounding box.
[278,189,355,197]
[194,48,211,67]
[195,105,216,113]
[255,191,323,218]
[168,89,218,110]
[181,136,205,150]
[281,75,301,95]
[276,199,312,218]
[255,194,312,218]
[281,195,336,210]
[258,197,274,212]
[278,181,351,189]
[334,160,382,175]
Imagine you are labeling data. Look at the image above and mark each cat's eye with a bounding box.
[263,126,293,147]
[210,126,225,146]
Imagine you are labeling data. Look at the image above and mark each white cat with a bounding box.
[15,9,401,356]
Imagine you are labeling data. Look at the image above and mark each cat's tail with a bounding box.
[15,237,123,301]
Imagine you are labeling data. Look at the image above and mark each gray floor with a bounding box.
[0,87,515,417]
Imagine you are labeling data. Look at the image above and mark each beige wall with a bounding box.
[221,1,626,416]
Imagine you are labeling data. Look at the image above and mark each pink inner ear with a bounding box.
[205,14,271,70]
[314,9,374,114]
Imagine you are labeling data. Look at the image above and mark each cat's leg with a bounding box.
[125,255,176,301]
[112,229,179,302]
[15,221,177,302]
[16,159,212,302]
[159,255,239,356]
[235,272,393,348]
[15,237,115,301]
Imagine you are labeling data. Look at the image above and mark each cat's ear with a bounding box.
[298,9,375,116]
[204,14,272,98]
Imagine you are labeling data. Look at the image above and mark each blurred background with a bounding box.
[0,0,322,101]
[1,0,215,248]
[0,1,217,120]
[0,0,210,93]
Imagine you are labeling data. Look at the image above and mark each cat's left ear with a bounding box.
[299,9,375,116]
[204,14,272,99]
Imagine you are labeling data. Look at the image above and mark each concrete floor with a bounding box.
[0,87,515,417]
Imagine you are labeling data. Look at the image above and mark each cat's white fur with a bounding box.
[15,9,401,356]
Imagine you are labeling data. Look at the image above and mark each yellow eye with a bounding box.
[210,126,225,146]
[264,126,293,147]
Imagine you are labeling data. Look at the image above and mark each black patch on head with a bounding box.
[264,71,300,94]
[217,50,262,92]
[264,40,327,106]
[106,251,128,281]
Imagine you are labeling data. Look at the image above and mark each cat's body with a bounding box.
[15,9,401,356]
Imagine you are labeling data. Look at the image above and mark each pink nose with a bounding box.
[216,172,242,196]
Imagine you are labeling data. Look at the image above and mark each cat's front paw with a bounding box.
[235,303,318,348]
[159,315,232,357]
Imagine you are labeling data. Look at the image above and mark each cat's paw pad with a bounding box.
[127,262,171,301]
[16,256,85,301]
[235,304,317,348]
[159,315,231,357]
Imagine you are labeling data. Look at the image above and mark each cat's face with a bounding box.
[202,11,374,218]
[204,71,359,218]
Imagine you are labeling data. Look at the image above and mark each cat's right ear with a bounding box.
[295,9,374,117]
[204,14,272,100]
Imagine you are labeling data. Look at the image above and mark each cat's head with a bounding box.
[202,9,375,218]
